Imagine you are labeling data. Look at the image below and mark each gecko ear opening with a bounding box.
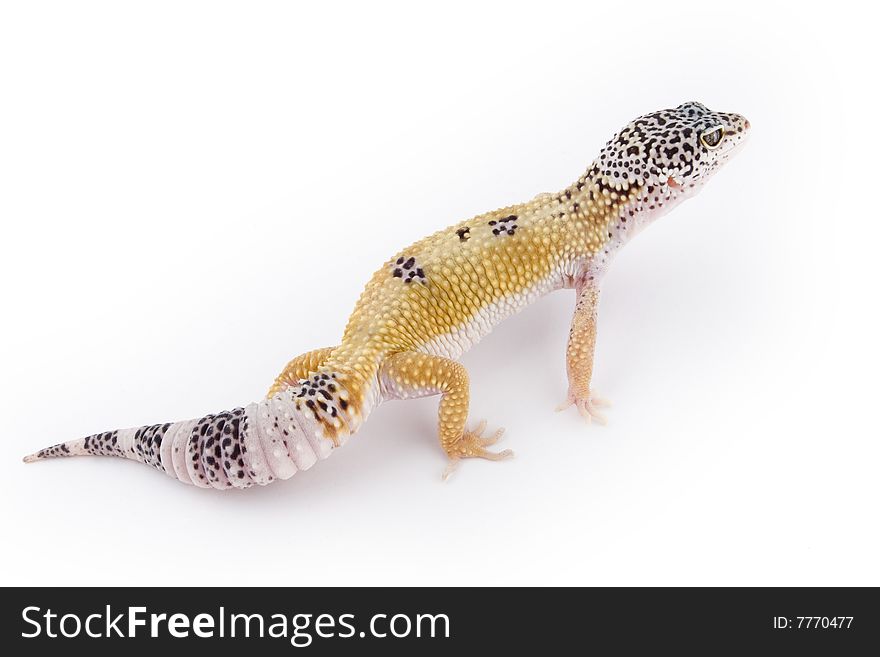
[667,176,682,189]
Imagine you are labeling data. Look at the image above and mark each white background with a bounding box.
[1,1,877,586]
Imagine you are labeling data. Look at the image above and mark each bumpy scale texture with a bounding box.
[24,102,749,488]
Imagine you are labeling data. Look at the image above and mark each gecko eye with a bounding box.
[699,126,724,149]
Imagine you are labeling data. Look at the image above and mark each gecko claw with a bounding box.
[441,421,513,480]
[442,459,460,481]
[441,448,514,482]
[468,419,505,447]
[556,392,610,425]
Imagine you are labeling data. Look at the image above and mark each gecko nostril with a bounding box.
[744,119,751,130]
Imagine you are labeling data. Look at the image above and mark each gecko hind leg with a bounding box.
[379,352,513,480]
[267,346,337,397]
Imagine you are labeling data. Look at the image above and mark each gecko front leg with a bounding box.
[380,352,512,480]
[556,278,610,424]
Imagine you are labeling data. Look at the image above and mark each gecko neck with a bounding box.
[554,162,686,279]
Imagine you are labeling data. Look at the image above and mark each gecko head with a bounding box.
[592,101,750,212]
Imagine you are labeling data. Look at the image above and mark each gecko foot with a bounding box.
[556,392,610,425]
[442,420,512,481]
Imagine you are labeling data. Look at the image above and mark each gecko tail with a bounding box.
[23,438,90,462]
[22,380,368,489]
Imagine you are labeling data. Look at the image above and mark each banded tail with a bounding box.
[23,371,377,489]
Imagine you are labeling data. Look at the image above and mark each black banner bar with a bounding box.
[3,587,877,654]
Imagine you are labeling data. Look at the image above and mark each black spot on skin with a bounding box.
[392,269,402,277]
[456,227,470,241]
